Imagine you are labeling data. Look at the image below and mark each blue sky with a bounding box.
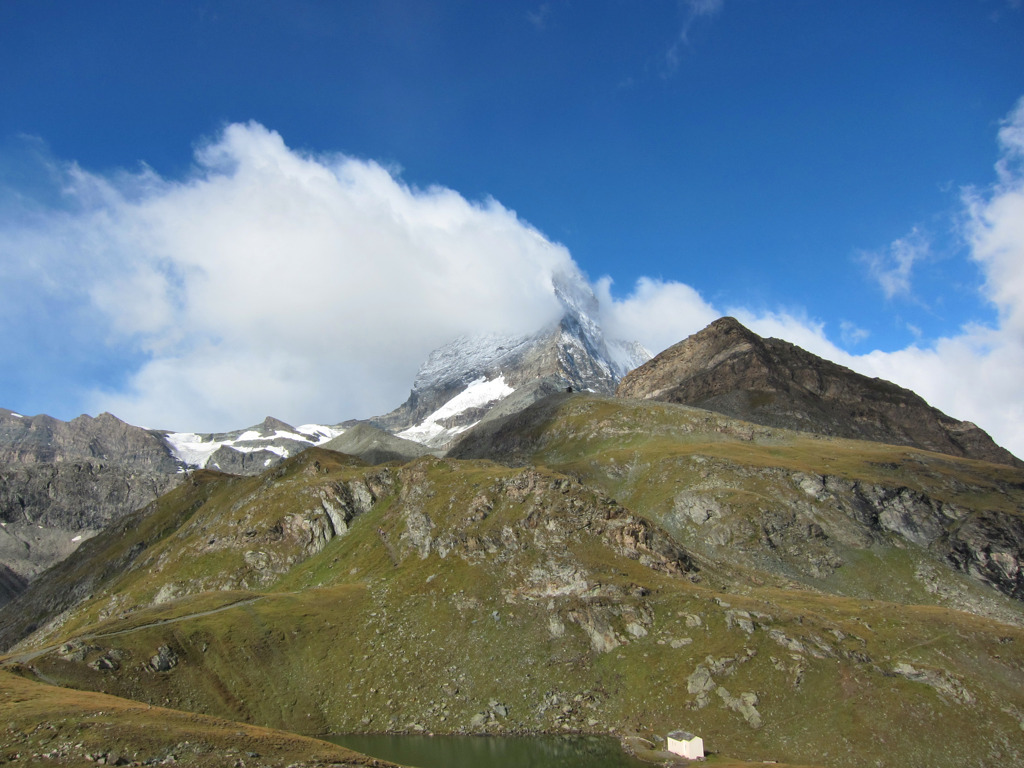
[2,1,1024,454]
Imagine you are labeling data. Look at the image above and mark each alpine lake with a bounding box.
[328,733,652,768]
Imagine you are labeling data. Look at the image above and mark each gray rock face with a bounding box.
[204,445,282,474]
[798,473,1024,602]
[616,317,1021,467]
[0,462,179,583]
[0,409,180,471]
[946,511,1024,601]
[794,473,1020,599]
[148,644,179,672]
[320,423,435,465]
[892,662,974,704]
[0,409,184,600]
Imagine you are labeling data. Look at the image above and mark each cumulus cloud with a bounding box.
[595,275,718,355]
[965,98,1024,337]
[0,122,572,430]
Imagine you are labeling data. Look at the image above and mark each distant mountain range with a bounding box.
[0,275,651,595]
[3,306,1021,605]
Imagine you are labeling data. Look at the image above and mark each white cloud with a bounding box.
[666,0,726,73]
[966,97,1024,337]
[0,122,572,431]
[4,100,1024,463]
[861,226,930,299]
[596,276,718,355]
[840,321,870,346]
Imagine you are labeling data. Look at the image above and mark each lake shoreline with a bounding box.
[325,730,662,768]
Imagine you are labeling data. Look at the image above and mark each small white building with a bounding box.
[667,729,704,759]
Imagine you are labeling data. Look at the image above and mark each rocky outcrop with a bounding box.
[147,644,179,673]
[616,317,1021,467]
[204,445,283,474]
[795,472,1024,601]
[196,470,393,589]
[891,662,974,705]
[946,511,1024,601]
[379,460,696,657]
[396,463,696,579]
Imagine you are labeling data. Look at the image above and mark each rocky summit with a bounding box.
[617,316,1022,467]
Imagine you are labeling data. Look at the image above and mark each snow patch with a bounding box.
[411,332,533,393]
[298,424,346,440]
[607,338,652,378]
[427,376,515,422]
[164,423,345,469]
[399,375,514,445]
[164,432,229,468]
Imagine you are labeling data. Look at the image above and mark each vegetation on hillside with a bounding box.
[2,395,1023,767]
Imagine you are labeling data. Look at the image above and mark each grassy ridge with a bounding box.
[3,398,1024,766]
[0,669,397,767]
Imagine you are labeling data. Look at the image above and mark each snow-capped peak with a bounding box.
[373,269,650,450]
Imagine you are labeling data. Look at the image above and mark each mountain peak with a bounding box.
[705,315,751,333]
[618,317,1022,467]
[256,416,297,435]
[373,275,650,448]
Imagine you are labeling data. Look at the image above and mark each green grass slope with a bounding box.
[1,405,1023,767]
[0,669,399,767]
[452,394,1024,618]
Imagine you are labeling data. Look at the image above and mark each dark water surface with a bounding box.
[328,733,650,768]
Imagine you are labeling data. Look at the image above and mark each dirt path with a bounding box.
[1,595,263,666]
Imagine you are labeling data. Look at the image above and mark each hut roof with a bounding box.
[668,730,697,740]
